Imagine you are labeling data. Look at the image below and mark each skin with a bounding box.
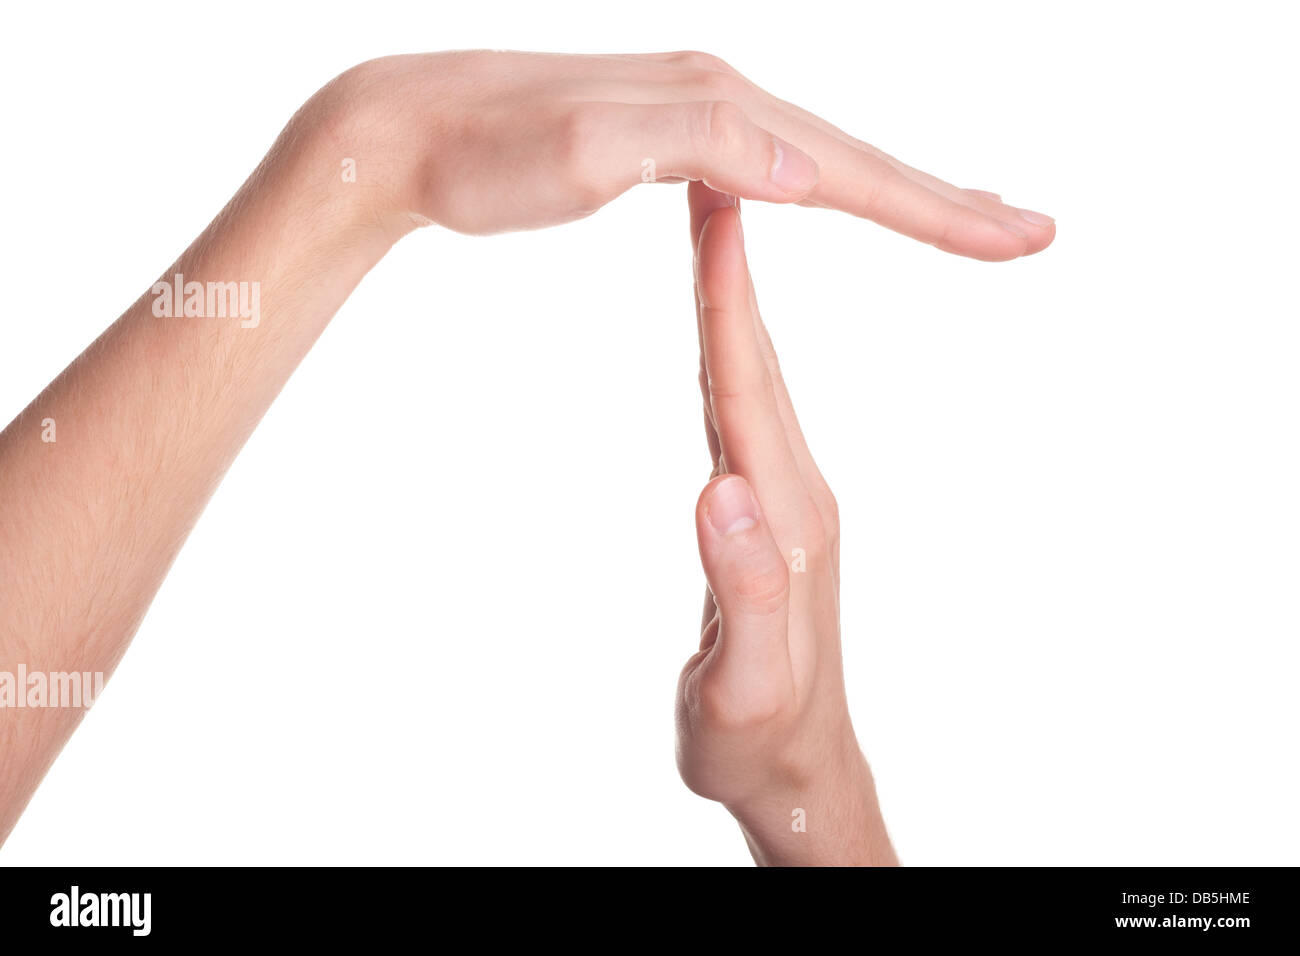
[0,50,1052,854]
[347,51,1055,256]
[678,184,896,865]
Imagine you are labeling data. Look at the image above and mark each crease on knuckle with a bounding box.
[854,159,895,218]
[731,559,789,615]
[700,99,748,156]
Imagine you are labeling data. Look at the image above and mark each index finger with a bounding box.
[695,205,808,523]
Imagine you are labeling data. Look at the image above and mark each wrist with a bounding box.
[726,743,896,867]
[289,58,431,251]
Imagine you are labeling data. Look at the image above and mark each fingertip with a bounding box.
[1016,213,1056,255]
[983,202,1056,258]
[942,217,1029,261]
[687,179,734,209]
[987,212,1055,259]
[688,181,737,247]
[694,204,746,307]
[926,187,1056,260]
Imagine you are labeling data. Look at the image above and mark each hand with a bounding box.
[327,51,1054,260]
[675,183,896,865]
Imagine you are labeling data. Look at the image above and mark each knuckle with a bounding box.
[695,672,788,732]
[553,106,611,206]
[822,489,841,537]
[698,366,714,406]
[854,160,896,218]
[696,69,745,102]
[698,99,749,156]
[932,215,955,253]
[731,558,790,614]
[554,105,599,167]
[677,51,737,74]
[791,505,830,560]
[708,372,759,405]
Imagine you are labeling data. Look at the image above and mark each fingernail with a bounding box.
[769,136,818,193]
[707,476,759,536]
[1016,208,1055,227]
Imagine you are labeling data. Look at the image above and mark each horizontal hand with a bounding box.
[327,51,1054,260]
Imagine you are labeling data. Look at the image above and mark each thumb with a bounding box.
[696,475,791,689]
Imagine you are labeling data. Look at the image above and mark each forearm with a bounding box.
[0,74,399,841]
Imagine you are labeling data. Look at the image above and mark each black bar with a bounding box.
[0,866,1291,944]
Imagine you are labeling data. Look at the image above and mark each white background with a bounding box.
[1,1,1297,865]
